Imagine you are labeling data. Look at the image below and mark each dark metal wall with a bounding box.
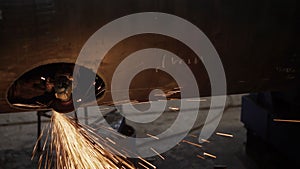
[0,0,298,113]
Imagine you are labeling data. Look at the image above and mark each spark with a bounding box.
[138,162,149,169]
[106,137,116,145]
[216,132,233,138]
[154,93,166,97]
[169,98,179,100]
[138,157,156,169]
[203,152,217,159]
[33,110,138,169]
[146,133,159,140]
[13,103,43,108]
[273,119,300,123]
[168,106,180,111]
[196,155,205,160]
[182,140,202,148]
[150,148,165,160]
[166,90,180,95]
[200,139,210,143]
[41,77,46,80]
[189,134,197,138]
[94,125,127,139]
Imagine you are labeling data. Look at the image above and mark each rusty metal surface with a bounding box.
[0,0,298,113]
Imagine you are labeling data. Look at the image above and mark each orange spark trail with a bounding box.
[33,111,137,169]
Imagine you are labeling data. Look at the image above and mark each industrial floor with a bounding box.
[0,95,260,169]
